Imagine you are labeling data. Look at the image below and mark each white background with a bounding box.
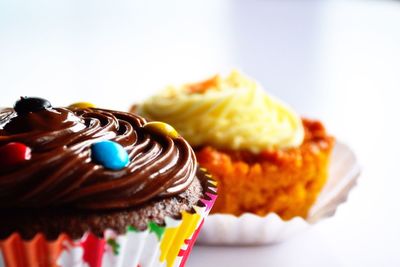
[1,1,400,266]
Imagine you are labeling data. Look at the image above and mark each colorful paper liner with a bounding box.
[0,175,217,267]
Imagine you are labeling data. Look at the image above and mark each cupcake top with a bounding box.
[0,97,197,210]
[136,71,304,153]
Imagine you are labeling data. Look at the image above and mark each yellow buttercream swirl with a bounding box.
[136,71,304,152]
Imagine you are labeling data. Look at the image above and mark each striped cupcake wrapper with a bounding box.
[0,178,217,267]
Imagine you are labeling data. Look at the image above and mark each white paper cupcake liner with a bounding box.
[197,141,360,245]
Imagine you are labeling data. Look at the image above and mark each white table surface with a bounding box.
[0,1,399,266]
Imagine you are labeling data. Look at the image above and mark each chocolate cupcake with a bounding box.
[0,97,216,267]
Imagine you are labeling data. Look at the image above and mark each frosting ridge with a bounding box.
[0,106,197,210]
[136,71,305,152]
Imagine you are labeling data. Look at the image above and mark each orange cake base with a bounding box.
[195,119,335,220]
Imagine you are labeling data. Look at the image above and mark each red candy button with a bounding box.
[0,142,31,168]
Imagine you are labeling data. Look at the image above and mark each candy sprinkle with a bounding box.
[143,121,179,139]
[14,97,52,114]
[68,102,96,109]
[0,142,31,168]
[91,141,129,170]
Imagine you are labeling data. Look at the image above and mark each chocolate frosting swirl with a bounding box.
[0,107,197,210]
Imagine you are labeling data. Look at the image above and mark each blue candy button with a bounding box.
[91,140,129,170]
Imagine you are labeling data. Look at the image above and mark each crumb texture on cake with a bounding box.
[196,119,334,220]
[0,175,206,240]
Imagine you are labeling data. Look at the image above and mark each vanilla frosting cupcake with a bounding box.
[134,71,334,221]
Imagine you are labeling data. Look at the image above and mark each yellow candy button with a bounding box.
[68,102,96,109]
[144,121,179,139]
